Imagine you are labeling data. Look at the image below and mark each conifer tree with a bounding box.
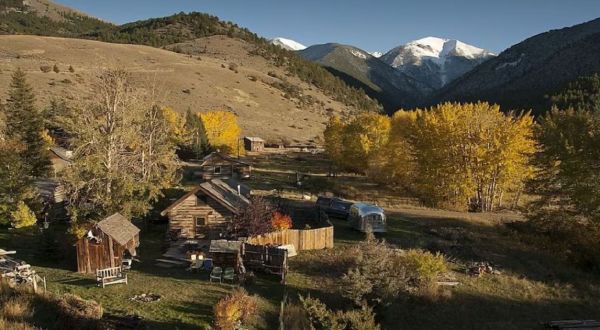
[5,68,51,177]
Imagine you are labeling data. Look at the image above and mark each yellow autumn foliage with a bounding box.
[161,107,186,145]
[323,102,536,211]
[198,110,242,155]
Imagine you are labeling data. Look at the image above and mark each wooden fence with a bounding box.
[247,226,334,251]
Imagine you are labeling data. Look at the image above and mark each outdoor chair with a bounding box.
[189,259,203,272]
[223,267,236,283]
[210,267,222,283]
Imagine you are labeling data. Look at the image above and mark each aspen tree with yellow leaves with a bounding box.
[198,110,242,155]
[411,102,536,210]
[341,112,391,172]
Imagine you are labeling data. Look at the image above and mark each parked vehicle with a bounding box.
[348,203,386,233]
[315,196,353,218]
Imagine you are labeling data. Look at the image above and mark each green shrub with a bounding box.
[341,240,449,306]
[11,201,37,229]
[300,295,380,330]
[401,249,448,284]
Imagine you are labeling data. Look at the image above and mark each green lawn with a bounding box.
[2,151,600,329]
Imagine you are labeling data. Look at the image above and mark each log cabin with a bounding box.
[75,213,140,274]
[196,152,251,180]
[161,179,251,241]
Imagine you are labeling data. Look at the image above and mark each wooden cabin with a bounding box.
[75,213,140,274]
[243,137,265,152]
[196,152,251,180]
[161,179,251,241]
[49,146,73,177]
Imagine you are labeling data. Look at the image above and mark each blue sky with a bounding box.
[56,0,600,53]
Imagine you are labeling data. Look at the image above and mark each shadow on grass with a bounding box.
[381,289,600,330]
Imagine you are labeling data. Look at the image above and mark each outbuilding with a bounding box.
[196,152,252,180]
[75,213,140,274]
[243,136,265,152]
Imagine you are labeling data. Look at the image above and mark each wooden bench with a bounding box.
[96,266,127,288]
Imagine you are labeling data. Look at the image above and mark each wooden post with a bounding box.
[108,236,115,268]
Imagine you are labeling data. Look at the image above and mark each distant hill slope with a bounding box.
[299,43,429,112]
[0,0,112,36]
[437,18,600,114]
[0,35,357,143]
[0,6,381,114]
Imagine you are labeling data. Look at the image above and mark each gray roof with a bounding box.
[209,240,242,253]
[244,136,264,142]
[96,213,140,247]
[199,179,250,213]
[200,152,250,166]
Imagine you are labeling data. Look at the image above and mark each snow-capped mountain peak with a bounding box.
[269,37,306,51]
[369,51,383,58]
[380,36,495,88]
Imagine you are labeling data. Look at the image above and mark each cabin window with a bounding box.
[195,217,207,227]
[214,166,221,174]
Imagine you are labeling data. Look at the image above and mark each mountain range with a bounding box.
[272,17,600,114]
[272,36,495,112]
[2,0,600,118]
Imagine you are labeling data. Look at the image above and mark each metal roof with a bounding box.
[350,203,385,217]
[209,240,242,253]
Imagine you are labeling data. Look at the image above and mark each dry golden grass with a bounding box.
[0,317,35,330]
[1,296,32,321]
[0,35,354,143]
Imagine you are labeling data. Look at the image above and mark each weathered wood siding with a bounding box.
[167,192,235,239]
[75,232,139,273]
[197,157,250,180]
[247,226,334,251]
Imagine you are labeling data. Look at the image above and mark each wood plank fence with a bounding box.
[247,226,334,251]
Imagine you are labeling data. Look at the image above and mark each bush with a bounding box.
[341,239,448,306]
[300,295,380,330]
[53,64,60,73]
[11,201,37,229]
[271,211,292,231]
[213,288,258,330]
[401,249,448,285]
[68,65,75,73]
[40,65,51,73]
[281,302,311,330]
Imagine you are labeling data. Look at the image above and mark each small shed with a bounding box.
[243,137,265,152]
[196,152,252,180]
[49,146,73,177]
[75,213,140,274]
[209,240,243,271]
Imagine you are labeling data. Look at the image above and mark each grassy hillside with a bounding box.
[0,4,381,114]
[0,35,356,143]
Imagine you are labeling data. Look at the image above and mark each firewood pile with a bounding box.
[0,249,45,292]
[130,293,161,303]
[467,261,501,277]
